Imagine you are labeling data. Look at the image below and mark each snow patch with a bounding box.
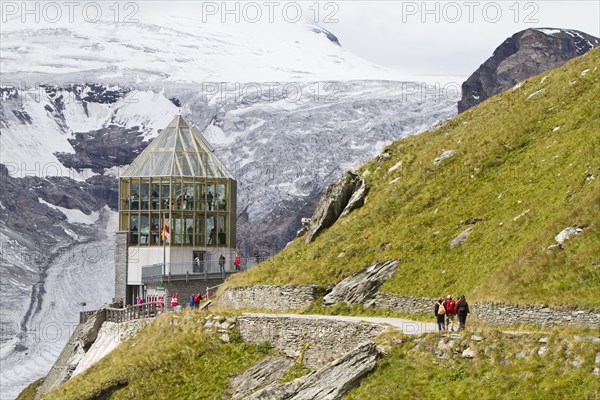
[535,28,563,36]
[38,198,100,225]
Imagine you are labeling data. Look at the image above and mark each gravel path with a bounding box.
[243,313,439,335]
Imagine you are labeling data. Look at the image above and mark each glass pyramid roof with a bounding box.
[121,116,233,179]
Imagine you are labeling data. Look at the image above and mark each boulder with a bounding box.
[450,228,474,249]
[339,179,369,218]
[433,150,457,165]
[231,356,295,399]
[462,348,476,359]
[305,171,363,243]
[323,260,399,306]
[244,342,378,400]
[555,226,584,247]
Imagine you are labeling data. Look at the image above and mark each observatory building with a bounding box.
[114,116,237,304]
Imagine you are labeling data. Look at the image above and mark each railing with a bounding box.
[104,302,164,323]
[79,310,96,323]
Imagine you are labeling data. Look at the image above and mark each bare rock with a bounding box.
[555,226,584,246]
[339,178,369,218]
[450,228,474,249]
[36,307,107,398]
[244,342,378,400]
[323,260,399,306]
[458,28,599,113]
[462,348,476,359]
[305,171,363,243]
[231,356,295,399]
[433,150,457,165]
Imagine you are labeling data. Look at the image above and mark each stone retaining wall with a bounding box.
[236,315,384,369]
[217,285,319,311]
[372,293,600,327]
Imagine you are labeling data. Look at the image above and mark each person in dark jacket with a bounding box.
[434,298,446,331]
[456,295,470,331]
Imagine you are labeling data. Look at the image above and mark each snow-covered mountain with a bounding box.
[0,17,457,399]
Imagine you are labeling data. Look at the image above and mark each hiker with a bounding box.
[218,254,226,272]
[136,296,144,305]
[170,293,179,307]
[434,298,446,331]
[456,295,470,331]
[194,293,201,308]
[234,254,241,271]
[189,294,194,308]
[444,295,456,331]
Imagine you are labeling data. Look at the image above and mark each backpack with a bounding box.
[447,300,456,314]
[437,302,446,315]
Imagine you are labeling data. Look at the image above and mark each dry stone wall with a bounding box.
[217,285,319,311]
[236,315,384,369]
[372,293,600,327]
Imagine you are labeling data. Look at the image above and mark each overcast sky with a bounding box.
[318,1,600,76]
[3,1,599,78]
[140,0,600,77]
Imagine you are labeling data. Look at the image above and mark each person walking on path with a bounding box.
[189,294,194,309]
[456,295,470,331]
[443,295,456,331]
[434,298,446,331]
[234,254,241,271]
[218,254,226,272]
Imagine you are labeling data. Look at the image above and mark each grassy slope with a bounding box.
[40,311,271,400]
[223,47,600,308]
[347,327,600,400]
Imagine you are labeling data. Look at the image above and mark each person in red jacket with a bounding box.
[234,254,241,271]
[443,295,456,331]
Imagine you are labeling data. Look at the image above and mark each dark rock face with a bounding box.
[304,171,363,243]
[458,28,599,113]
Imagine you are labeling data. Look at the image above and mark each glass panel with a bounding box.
[139,214,150,245]
[150,214,161,245]
[181,128,193,149]
[195,182,204,211]
[131,180,140,210]
[130,214,139,245]
[161,182,170,210]
[217,215,227,246]
[184,215,194,245]
[182,182,194,210]
[173,216,183,244]
[150,182,160,210]
[217,183,226,211]
[140,180,150,210]
[207,184,215,211]
[207,215,216,245]
[195,214,206,245]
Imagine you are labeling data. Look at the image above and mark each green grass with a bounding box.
[348,327,600,400]
[223,47,600,308]
[16,378,44,400]
[41,310,273,400]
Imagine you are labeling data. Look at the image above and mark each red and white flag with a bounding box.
[161,220,170,242]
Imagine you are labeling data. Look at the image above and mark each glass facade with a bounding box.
[118,116,236,248]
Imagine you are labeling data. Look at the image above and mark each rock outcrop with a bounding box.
[35,307,107,398]
[323,260,399,306]
[305,171,365,243]
[231,356,295,399]
[458,28,599,113]
[244,342,378,400]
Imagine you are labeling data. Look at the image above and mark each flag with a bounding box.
[161,220,170,242]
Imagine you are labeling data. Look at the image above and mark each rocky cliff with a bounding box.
[458,28,599,113]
